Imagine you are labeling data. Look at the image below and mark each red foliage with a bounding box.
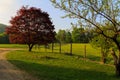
[6,6,56,51]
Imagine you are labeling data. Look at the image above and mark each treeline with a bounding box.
[0,23,94,44]
[56,27,93,43]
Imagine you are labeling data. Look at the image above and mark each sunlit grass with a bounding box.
[0,44,27,48]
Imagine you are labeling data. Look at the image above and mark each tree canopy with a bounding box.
[56,29,66,43]
[56,27,92,43]
[6,6,56,51]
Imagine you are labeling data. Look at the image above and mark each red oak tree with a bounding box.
[6,6,56,51]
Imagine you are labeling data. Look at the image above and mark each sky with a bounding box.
[0,0,75,31]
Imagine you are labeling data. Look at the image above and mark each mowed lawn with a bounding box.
[5,44,119,80]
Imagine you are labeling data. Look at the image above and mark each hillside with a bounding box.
[0,23,7,33]
[0,23,9,44]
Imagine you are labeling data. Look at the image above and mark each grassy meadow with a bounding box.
[5,43,119,80]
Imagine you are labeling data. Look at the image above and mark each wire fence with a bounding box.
[33,43,104,62]
[33,43,115,64]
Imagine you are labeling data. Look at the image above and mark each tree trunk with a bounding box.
[101,48,106,64]
[115,63,120,76]
[28,44,34,52]
[116,49,120,76]
[111,49,120,76]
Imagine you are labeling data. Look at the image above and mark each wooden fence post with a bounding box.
[52,43,54,53]
[84,45,86,59]
[59,42,61,53]
[70,42,72,55]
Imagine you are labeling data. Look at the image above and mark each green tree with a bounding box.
[72,26,80,43]
[65,31,72,43]
[91,34,113,64]
[51,0,120,76]
[85,28,94,42]
[79,28,87,43]
[72,26,88,43]
[56,29,66,43]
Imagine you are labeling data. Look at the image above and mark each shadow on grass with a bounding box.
[87,55,101,61]
[8,60,119,80]
[28,50,114,65]
[30,51,111,63]
[63,53,101,61]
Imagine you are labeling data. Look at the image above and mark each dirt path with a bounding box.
[0,48,38,80]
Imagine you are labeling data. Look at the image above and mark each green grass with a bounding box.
[6,49,119,80]
[0,44,27,48]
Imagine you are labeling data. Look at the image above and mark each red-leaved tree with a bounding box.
[6,6,56,51]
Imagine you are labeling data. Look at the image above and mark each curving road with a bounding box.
[0,48,38,80]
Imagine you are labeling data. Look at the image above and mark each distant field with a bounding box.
[6,43,119,80]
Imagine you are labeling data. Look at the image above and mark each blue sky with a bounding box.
[0,0,75,31]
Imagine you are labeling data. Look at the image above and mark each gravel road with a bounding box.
[0,48,38,80]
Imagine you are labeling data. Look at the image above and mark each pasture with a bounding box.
[5,43,119,80]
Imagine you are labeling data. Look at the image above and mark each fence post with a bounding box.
[70,42,72,55]
[59,42,61,53]
[52,42,54,53]
[84,45,86,60]
[45,45,47,52]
